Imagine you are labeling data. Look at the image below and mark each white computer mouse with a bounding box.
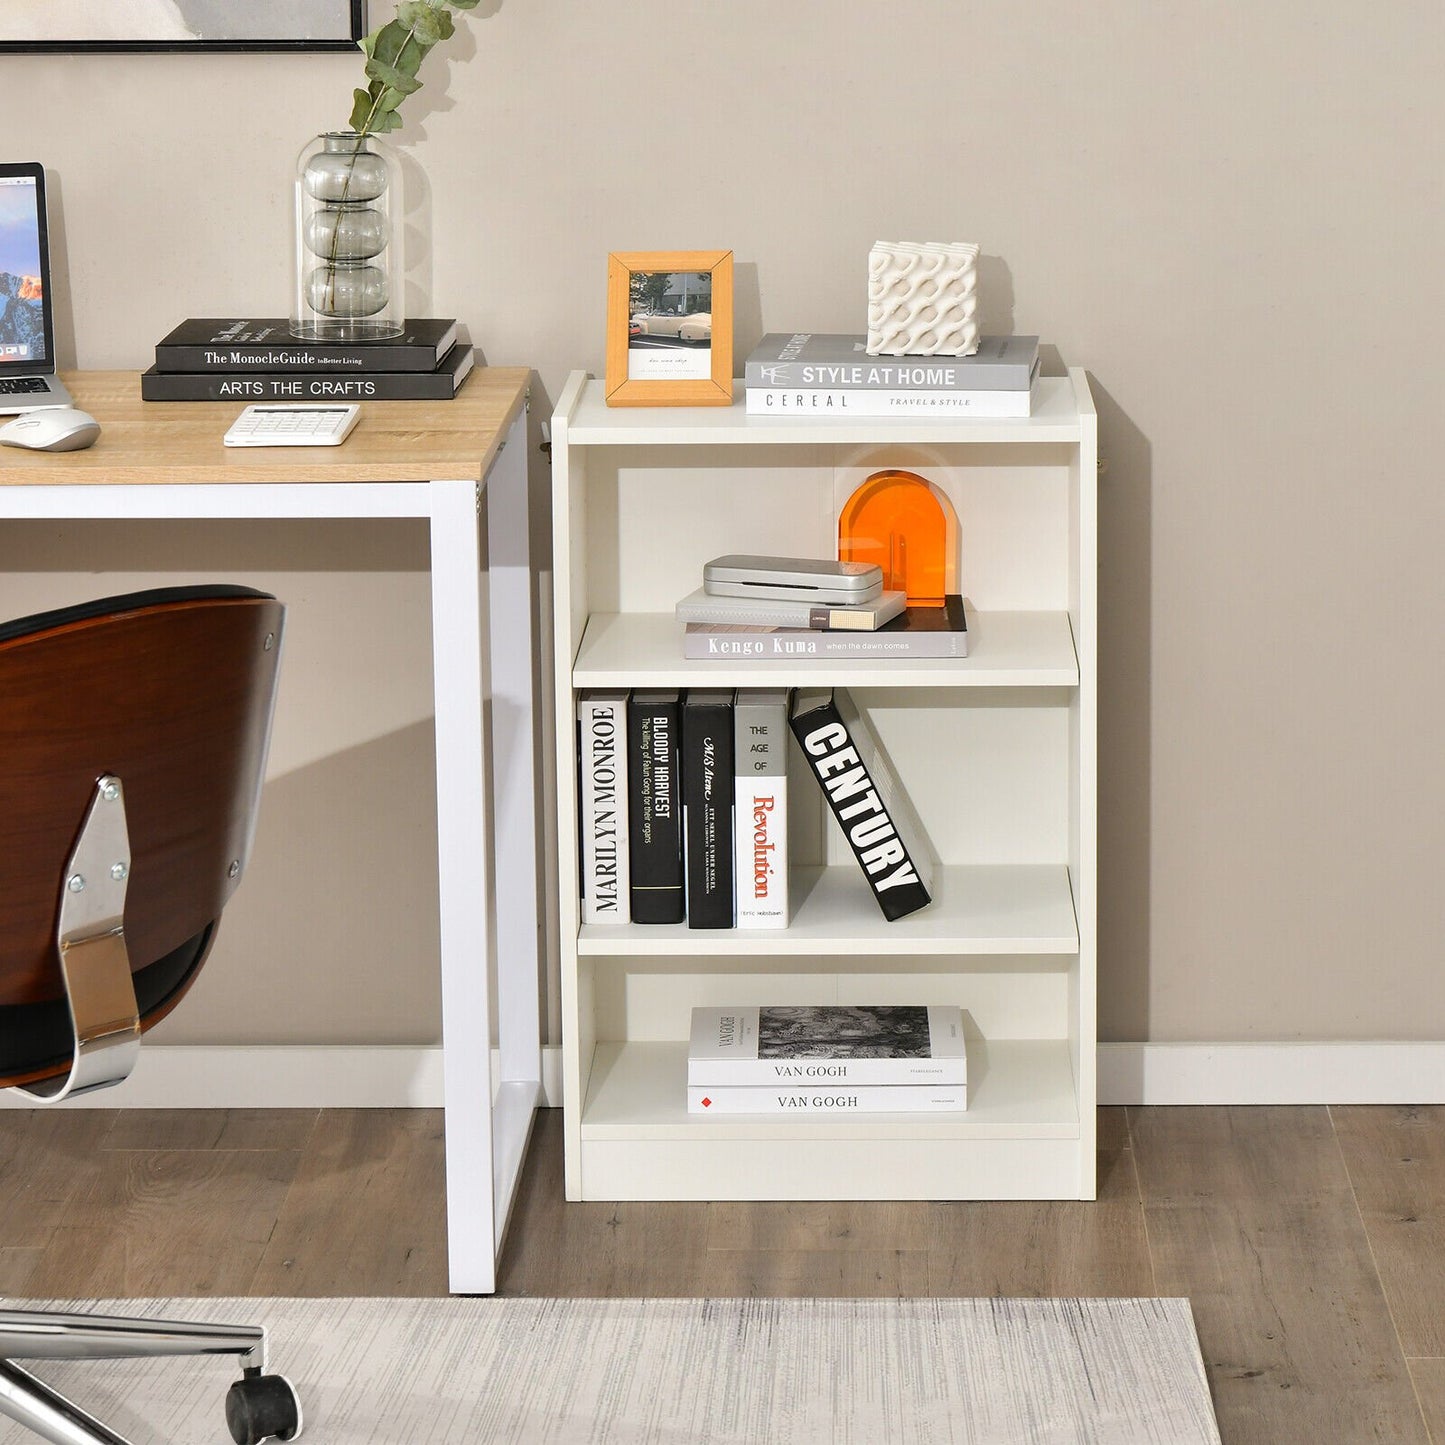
[0,407,102,452]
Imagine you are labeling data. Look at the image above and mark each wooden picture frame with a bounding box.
[606,250,733,407]
[0,1,364,52]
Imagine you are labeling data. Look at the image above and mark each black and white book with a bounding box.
[685,596,968,660]
[687,1082,966,1114]
[733,688,790,929]
[790,688,934,921]
[576,690,629,925]
[745,333,1039,390]
[682,690,735,929]
[627,689,684,924]
[675,586,907,633]
[746,386,1031,418]
[140,343,474,401]
[154,317,460,373]
[689,1005,967,1087]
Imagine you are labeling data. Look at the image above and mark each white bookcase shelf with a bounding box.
[551,368,1097,1203]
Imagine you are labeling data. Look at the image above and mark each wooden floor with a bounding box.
[3,1104,1444,1443]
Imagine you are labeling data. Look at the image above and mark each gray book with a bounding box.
[745,333,1038,390]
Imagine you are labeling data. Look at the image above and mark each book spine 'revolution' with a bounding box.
[139,346,474,401]
[577,691,630,925]
[627,690,684,924]
[733,689,790,929]
[789,688,934,922]
[687,1084,966,1114]
[682,691,735,929]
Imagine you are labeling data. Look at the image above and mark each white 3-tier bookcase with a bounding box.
[550,367,1097,1202]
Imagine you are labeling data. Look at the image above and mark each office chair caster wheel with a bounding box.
[225,1371,303,1443]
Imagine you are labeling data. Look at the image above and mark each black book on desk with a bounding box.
[140,343,475,402]
[153,317,459,373]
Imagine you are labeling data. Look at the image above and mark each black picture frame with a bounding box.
[0,1,365,53]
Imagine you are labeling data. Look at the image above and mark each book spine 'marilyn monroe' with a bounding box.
[789,688,934,922]
[627,689,684,925]
[577,690,629,925]
[733,689,790,929]
[683,690,736,929]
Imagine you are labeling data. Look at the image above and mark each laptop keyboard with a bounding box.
[0,377,50,394]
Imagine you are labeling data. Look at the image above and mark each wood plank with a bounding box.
[706,1199,932,1254]
[102,1108,319,1154]
[0,1110,117,1250]
[702,1249,930,1297]
[1133,1105,1428,1444]
[250,1108,449,1296]
[0,369,530,485]
[22,1146,301,1296]
[1332,1105,1445,1357]
[497,1112,710,1297]
[927,1107,1153,1297]
[1407,1359,1445,1443]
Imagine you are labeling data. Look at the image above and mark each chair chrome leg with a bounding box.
[0,1359,135,1445]
[0,1311,266,1369]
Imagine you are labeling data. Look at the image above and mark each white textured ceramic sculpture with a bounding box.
[867,241,980,356]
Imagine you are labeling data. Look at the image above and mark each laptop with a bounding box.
[0,162,72,412]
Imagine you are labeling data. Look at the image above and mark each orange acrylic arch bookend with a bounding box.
[838,469,959,606]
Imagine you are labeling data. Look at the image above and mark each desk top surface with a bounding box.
[0,368,530,486]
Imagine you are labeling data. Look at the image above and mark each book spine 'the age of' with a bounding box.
[733,689,790,929]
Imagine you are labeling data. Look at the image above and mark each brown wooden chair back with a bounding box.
[0,586,284,1090]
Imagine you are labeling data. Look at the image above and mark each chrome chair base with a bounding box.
[0,1311,301,1445]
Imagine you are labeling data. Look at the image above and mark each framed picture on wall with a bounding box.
[606,250,734,407]
[0,1,365,52]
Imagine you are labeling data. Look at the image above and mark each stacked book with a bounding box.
[687,1005,968,1114]
[140,317,473,401]
[675,552,968,659]
[744,332,1039,418]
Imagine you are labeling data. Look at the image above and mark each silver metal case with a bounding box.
[703,554,883,605]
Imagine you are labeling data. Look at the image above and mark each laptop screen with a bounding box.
[0,164,54,374]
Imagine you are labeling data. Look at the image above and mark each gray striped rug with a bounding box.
[0,1296,1220,1443]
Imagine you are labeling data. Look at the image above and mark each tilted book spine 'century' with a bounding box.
[577,691,630,925]
[789,688,934,922]
[733,689,790,929]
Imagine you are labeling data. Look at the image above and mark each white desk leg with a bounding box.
[429,476,498,1294]
[482,410,544,1253]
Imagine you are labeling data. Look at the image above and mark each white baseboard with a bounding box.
[1099,1041,1445,1105]
[3,1042,1443,1109]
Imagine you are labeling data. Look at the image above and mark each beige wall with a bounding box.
[4,1,1442,1046]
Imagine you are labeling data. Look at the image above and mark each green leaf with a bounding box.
[348,87,375,132]
[398,0,452,43]
[365,57,425,94]
[368,19,418,67]
[369,108,404,133]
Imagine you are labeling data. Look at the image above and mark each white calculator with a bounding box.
[223,403,361,447]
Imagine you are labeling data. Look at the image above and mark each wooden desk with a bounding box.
[0,369,542,1294]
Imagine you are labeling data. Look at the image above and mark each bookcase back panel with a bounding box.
[590,957,1075,1043]
[833,449,1075,611]
[581,449,835,614]
[819,691,1074,865]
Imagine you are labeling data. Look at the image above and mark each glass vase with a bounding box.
[291,132,404,341]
